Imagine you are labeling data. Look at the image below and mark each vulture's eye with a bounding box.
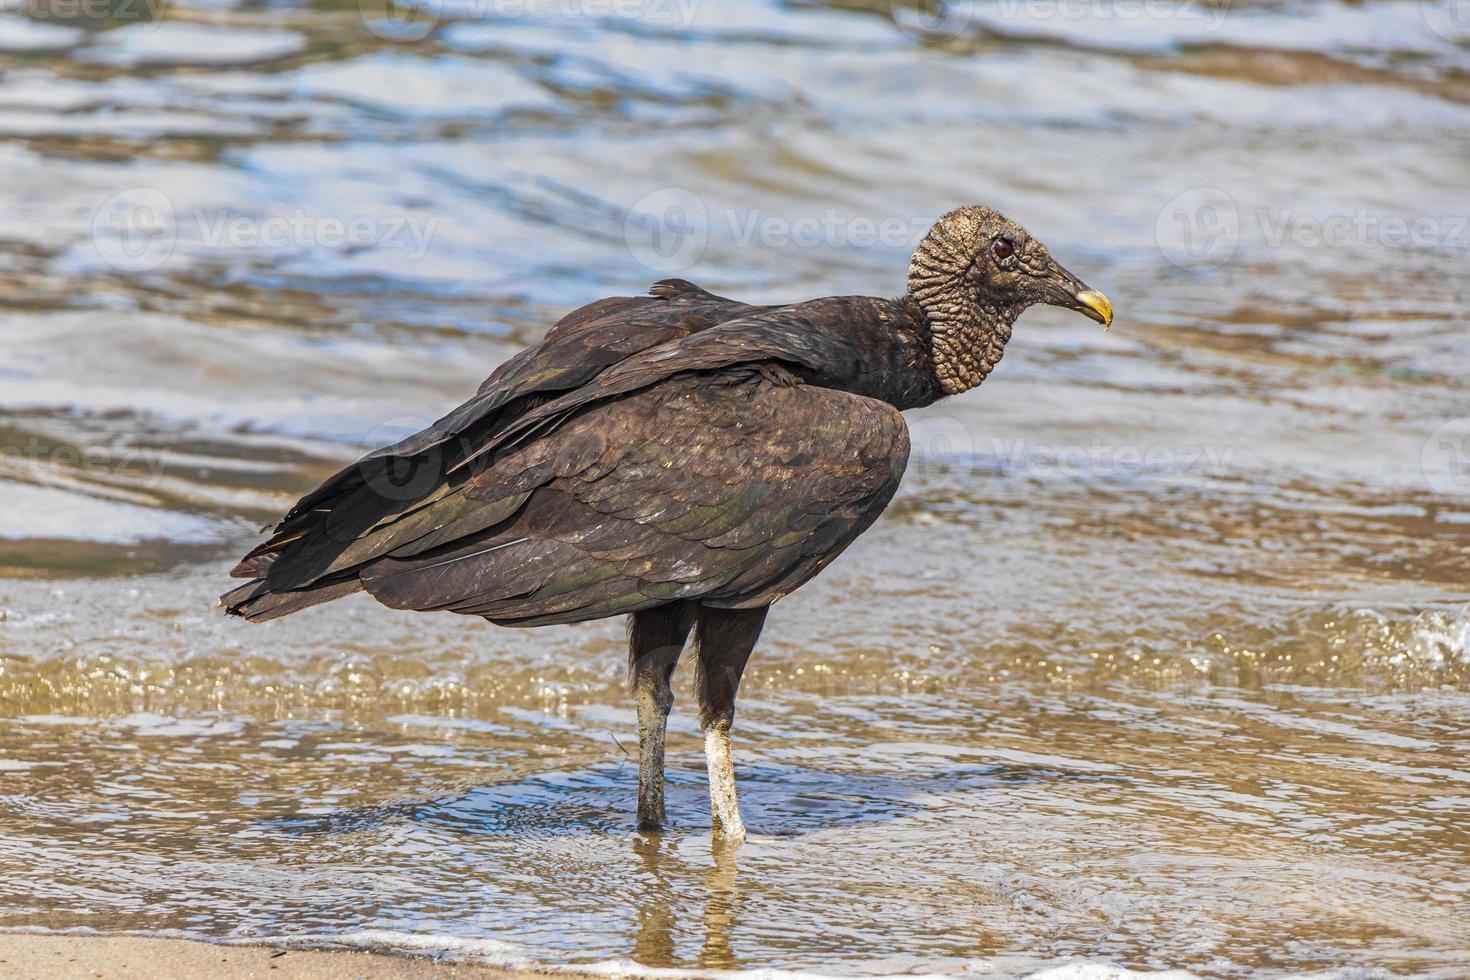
[992,237,1015,261]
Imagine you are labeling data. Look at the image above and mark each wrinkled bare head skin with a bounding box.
[908,205,1112,395]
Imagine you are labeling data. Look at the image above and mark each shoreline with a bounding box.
[0,933,575,980]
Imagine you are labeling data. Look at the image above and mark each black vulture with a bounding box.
[221,205,1112,839]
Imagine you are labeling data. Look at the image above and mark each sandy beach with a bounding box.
[0,935,559,980]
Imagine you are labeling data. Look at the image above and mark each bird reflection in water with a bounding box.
[701,840,740,970]
[631,834,743,970]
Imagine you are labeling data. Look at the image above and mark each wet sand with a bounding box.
[0,934,557,980]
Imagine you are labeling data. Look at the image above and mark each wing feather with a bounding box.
[228,285,756,599]
[353,371,908,624]
[223,291,907,624]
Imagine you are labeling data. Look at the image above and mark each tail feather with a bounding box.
[220,576,364,623]
[229,551,278,580]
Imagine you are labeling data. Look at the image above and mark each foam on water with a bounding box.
[250,927,1217,979]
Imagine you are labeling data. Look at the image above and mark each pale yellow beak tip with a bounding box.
[1076,289,1113,330]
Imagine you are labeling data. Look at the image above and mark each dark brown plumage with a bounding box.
[220,204,1112,838]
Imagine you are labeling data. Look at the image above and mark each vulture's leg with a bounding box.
[629,602,696,831]
[694,604,769,841]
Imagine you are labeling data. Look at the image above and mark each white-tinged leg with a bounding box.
[693,605,767,842]
[704,726,745,841]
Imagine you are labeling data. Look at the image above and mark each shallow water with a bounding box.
[1,0,1469,976]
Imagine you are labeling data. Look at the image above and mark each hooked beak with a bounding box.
[1043,264,1113,330]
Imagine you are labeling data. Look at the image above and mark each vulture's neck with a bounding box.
[910,285,1017,397]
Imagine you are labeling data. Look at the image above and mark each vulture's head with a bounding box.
[908,204,1112,395]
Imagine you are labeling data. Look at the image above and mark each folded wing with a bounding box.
[221,291,903,624]
[227,281,754,591]
[353,374,909,625]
